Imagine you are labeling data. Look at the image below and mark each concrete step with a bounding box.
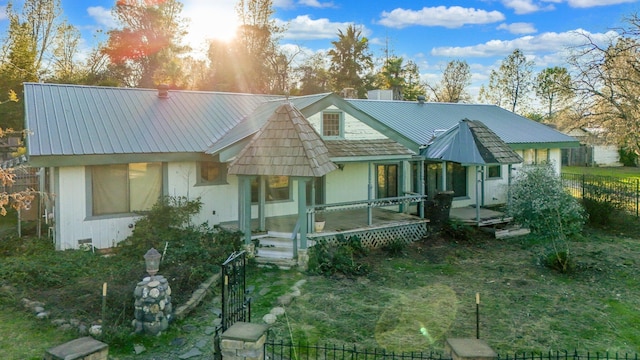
[254,256,298,270]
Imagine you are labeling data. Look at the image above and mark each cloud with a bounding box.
[279,15,369,40]
[431,29,618,58]
[298,0,335,8]
[378,6,505,29]
[87,6,118,29]
[497,22,537,34]
[567,0,637,7]
[500,0,555,14]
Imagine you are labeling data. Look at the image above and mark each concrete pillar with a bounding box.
[220,322,269,360]
[297,249,309,271]
[444,338,497,360]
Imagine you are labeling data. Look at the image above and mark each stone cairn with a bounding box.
[132,275,172,336]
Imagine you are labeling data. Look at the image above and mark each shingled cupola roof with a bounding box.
[423,119,523,165]
[228,102,338,177]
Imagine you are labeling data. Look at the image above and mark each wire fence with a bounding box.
[265,341,452,360]
[498,351,639,360]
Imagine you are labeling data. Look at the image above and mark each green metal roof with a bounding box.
[347,99,579,148]
[423,119,524,165]
[24,83,279,157]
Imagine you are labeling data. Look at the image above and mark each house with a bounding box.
[563,127,622,167]
[23,83,579,258]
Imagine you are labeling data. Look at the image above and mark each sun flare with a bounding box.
[183,1,239,49]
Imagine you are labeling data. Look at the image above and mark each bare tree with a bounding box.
[568,14,640,153]
[535,67,574,120]
[479,49,534,113]
[426,59,471,103]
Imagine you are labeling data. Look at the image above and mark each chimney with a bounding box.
[157,84,169,98]
[417,95,426,104]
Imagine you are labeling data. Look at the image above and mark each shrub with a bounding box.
[381,238,408,256]
[508,163,587,273]
[440,219,474,241]
[308,235,369,276]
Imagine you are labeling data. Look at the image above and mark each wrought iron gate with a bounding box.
[220,250,251,331]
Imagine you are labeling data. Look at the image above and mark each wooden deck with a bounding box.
[449,206,511,226]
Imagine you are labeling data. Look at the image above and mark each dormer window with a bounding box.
[322,112,343,137]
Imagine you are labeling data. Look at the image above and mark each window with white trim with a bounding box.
[197,161,227,185]
[322,112,342,137]
[91,163,162,216]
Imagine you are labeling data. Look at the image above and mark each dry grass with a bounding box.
[265,219,640,354]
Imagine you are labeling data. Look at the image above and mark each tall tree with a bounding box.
[568,13,640,154]
[49,21,81,83]
[426,59,471,103]
[234,0,284,93]
[201,39,237,92]
[328,25,373,98]
[373,57,423,100]
[479,49,534,113]
[102,0,188,88]
[534,67,574,120]
[296,52,331,95]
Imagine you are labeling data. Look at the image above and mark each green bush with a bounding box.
[618,147,638,167]
[508,163,586,273]
[308,235,369,277]
[541,248,575,273]
[381,238,407,256]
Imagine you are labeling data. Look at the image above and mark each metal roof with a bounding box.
[347,99,579,147]
[424,119,523,165]
[24,83,279,156]
[206,93,332,155]
[228,103,338,177]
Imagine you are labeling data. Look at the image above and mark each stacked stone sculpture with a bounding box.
[132,275,172,336]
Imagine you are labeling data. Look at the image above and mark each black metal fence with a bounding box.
[264,343,638,360]
[498,351,639,360]
[265,341,452,360]
[561,173,640,217]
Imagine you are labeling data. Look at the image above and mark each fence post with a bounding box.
[445,338,496,360]
[220,322,269,360]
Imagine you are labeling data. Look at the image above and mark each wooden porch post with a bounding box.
[399,161,406,213]
[238,176,252,245]
[419,160,425,218]
[258,176,266,232]
[367,162,373,225]
[297,178,309,249]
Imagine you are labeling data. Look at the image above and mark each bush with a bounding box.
[381,238,408,256]
[618,147,638,167]
[440,219,474,241]
[508,163,586,273]
[308,235,369,277]
[541,248,575,273]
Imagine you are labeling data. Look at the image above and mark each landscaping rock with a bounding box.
[262,313,277,324]
[179,348,203,359]
[277,294,293,306]
[270,307,285,316]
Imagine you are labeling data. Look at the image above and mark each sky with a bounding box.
[2,0,640,97]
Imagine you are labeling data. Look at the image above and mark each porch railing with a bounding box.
[306,193,427,233]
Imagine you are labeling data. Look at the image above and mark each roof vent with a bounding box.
[417,95,426,104]
[157,84,169,98]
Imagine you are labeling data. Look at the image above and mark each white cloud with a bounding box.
[279,15,369,40]
[298,0,335,8]
[378,6,505,29]
[431,28,618,59]
[497,22,537,34]
[501,0,555,14]
[567,0,637,7]
[87,6,118,29]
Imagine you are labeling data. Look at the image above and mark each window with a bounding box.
[251,176,291,202]
[486,165,501,179]
[322,112,342,137]
[92,163,162,216]
[377,164,398,198]
[425,162,468,198]
[198,161,227,185]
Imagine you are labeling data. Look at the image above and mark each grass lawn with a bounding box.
[562,165,640,179]
[264,218,640,354]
